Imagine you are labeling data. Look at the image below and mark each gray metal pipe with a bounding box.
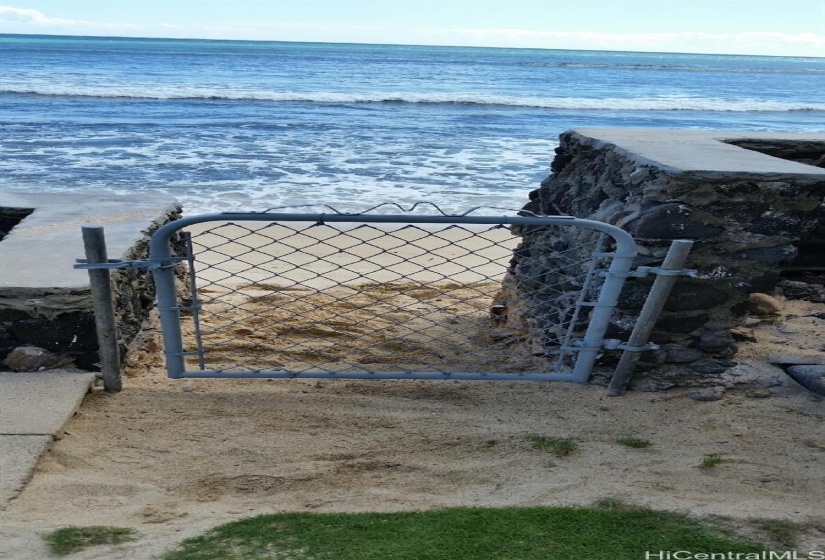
[179,370,583,381]
[81,226,122,392]
[150,231,187,378]
[148,212,637,261]
[570,241,638,381]
[606,239,694,395]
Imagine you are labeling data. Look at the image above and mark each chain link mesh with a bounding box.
[177,219,609,376]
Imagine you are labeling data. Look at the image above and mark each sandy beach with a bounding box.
[1,220,824,559]
[177,220,551,376]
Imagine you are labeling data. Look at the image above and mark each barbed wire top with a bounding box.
[225,201,550,218]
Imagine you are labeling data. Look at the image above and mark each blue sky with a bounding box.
[0,1,823,56]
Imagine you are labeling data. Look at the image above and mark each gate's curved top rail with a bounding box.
[149,211,637,261]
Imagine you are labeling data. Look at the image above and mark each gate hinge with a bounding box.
[601,266,698,279]
[74,258,182,271]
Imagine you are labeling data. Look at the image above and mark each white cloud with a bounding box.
[1,4,822,57]
[0,6,48,23]
[0,5,138,31]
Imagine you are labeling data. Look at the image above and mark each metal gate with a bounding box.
[141,205,644,383]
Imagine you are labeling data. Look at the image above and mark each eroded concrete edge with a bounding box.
[0,435,53,509]
[0,370,95,510]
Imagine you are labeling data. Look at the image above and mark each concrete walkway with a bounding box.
[0,369,96,510]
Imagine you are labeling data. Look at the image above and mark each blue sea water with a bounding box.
[1,34,824,214]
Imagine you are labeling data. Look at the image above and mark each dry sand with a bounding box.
[1,222,824,559]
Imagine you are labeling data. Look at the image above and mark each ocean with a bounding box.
[1,33,824,215]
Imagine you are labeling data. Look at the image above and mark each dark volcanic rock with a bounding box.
[626,203,724,239]
[664,284,730,312]
[663,345,705,363]
[9,312,98,352]
[3,345,74,371]
[689,360,728,375]
[655,313,710,333]
[696,331,736,353]
[498,129,825,389]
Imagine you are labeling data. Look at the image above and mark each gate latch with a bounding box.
[601,267,698,279]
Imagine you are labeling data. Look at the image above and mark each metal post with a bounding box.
[149,225,187,378]
[570,252,637,382]
[606,239,693,395]
[81,226,122,393]
[569,235,639,382]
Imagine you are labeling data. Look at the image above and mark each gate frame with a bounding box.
[147,212,640,382]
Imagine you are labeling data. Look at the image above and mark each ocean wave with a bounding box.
[522,62,825,74]
[1,86,823,112]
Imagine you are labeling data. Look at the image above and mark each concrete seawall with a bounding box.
[0,192,181,371]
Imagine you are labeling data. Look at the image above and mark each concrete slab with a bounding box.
[0,192,178,289]
[0,370,95,435]
[0,435,52,507]
[572,127,825,176]
[0,369,95,508]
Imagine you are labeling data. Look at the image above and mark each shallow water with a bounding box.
[2,34,823,215]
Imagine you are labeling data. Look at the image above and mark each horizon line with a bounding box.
[2,31,823,60]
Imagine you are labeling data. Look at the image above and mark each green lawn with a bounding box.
[161,505,768,560]
[43,526,137,556]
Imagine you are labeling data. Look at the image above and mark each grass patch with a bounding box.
[700,453,725,469]
[161,506,769,560]
[615,437,653,449]
[525,435,578,456]
[43,526,137,556]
